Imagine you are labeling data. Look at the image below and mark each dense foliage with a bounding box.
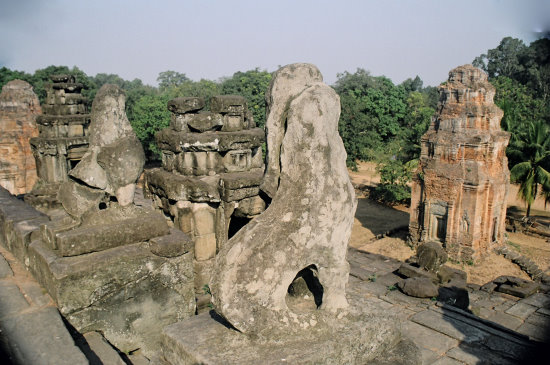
[0,66,271,160]
[1,35,548,208]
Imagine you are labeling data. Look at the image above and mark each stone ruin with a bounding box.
[145,95,266,308]
[19,84,195,355]
[25,74,90,210]
[409,64,510,262]
[0,80,41,195]
[160,64,419,364]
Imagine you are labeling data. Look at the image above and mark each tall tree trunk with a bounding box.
[526,202,531,217]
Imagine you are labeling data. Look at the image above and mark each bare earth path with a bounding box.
[348,161,550,285]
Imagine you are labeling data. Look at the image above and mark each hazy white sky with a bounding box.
[1,0,548,86]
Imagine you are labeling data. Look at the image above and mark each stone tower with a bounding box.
[145,95,266,308]
[0,80,41,195]
[409,65,510,262]
[25,74,90,210]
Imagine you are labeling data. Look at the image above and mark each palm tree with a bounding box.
[508,121,550,217]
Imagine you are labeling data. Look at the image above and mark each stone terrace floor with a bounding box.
[1,203,549,363]
[347,248,550,364]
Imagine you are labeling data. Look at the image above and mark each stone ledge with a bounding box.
[161,310,411,365]
[156,128,265,153]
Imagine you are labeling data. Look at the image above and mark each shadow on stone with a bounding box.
[208,310,240,332]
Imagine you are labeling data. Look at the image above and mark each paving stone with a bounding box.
[401,321,458,354]
[0,281,30,317]
[384,288,426,305]
[476,306,495,319]
[505,302,538,319]
[83,331,125,365]
[445,346,482,365]
[376,272,401,286]
[419,347,441,364]
[430,356,464,365]
[349,262,377,281]
[497,292,520,302]
[474,298,496,309]
[537,307,550,316]
[410,309,489,343]
[358,280,391,297]
[0,306,87,364]
[360,295,395,310]
[128,352,150,365]
[516,321,550,342]
[483,334,537,362]
[0,254,13,278]
[18,281,52,307]
[446,343,517,365]
[525,312,550,328]
[519,292,550,308]
[486,311,523,330]
[493,300,515,312]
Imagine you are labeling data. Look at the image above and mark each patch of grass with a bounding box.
[368,274,377,282]
[506,241,521,251]
[202,284,211,295]
[387,285,397,291]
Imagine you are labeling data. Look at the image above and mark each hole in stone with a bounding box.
[99,202,107,210]
[227,216,251,239]
[68,159,79,170]
[286,265,323,312]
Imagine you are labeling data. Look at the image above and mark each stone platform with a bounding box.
[0,186,196,356]
[161,310,416,365]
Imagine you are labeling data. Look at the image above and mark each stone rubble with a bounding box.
[145,95,266,310]
[1,85,197,357]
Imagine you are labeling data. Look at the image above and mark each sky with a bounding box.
[1,0,549,87]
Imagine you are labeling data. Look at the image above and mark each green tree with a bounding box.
[157,71,190,92]
[0,67,33,90]
[127,94,171,160]
[169,79,221,106]
[221,68,272,128]
[473,37,528,79]
[399,91,435,161]
[334,69,407,168]
[508,121,550,217]
[371,159,412,205]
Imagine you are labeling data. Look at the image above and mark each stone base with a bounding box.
[161,310,418,365]
[26,233,196,356]
[24,181,63,212]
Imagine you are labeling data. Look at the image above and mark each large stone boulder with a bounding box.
[211,63,356,335]
[398,277,439,298]
[417,241,447,272]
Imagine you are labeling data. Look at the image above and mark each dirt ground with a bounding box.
[348,161,550,285]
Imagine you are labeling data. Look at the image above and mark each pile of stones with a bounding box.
[397,241,470,309]
[145,95,266,309]
[21,85,195,356]
[495,245,550,283]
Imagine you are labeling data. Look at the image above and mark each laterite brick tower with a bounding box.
[409,65,510,262]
